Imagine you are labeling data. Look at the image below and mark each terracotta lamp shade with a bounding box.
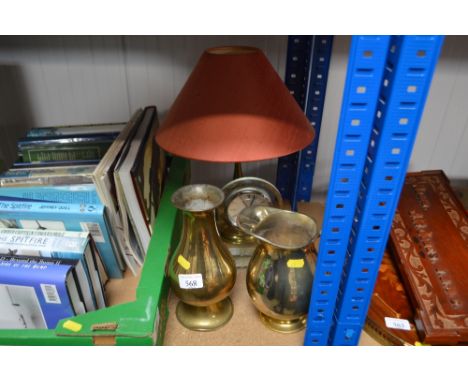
[155,46,315,163]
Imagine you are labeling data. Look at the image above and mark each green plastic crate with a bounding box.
[0,157,188,345]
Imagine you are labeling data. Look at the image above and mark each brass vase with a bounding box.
[238,206,319,333]
[167,184,237,331]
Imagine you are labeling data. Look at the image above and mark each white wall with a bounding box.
[0,35,467,188]
[312,35,468,198]
[0,36,286,180]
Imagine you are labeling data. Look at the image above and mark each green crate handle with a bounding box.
[0,157,188,345]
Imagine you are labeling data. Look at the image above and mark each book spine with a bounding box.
[0,200,121,278]
[27,123,125,138]
[0,186,101,205]
[0,229,88,253]
[20,142,113,162]
[0,200,102,215]
[0,165,96,178]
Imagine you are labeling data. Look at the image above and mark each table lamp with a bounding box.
[156,45,315,331]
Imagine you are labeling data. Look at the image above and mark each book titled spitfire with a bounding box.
[0,200,122,278]
[0,228,106,311]
[0,256,84,329]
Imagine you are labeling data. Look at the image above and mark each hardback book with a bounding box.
[0,182,125,273]
[0,184,101,205]
[17,133,119,163]
[12,159,100,169]
[26,123,126,138]
[0,255,85,329]
[92,109,144,275]
[0,228,106,310]
[131,112,165,234]
[0,164,95,187]
[390,170,468,345]
[0,199,122,279]
[114,106,163,264]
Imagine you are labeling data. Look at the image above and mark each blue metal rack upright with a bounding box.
[276,36,333,210]
[304,36,391,345]
[303,35,444,346]
[330,35,444,345]
[291,36,333,208]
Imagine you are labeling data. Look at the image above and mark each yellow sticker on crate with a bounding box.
[287,259,304,268]
[178,255,191,270]
[63,320,83,332]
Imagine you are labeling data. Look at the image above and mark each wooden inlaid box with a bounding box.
[389,170,468,345]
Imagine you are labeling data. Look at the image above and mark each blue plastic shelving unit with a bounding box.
[301,35,444,346]
[304,36,390,345]
[276,36,333,210]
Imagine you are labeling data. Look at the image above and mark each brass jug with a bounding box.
[238,206,318,333]
[167,184,237,331]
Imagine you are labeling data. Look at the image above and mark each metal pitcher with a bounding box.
[238,206,319,333]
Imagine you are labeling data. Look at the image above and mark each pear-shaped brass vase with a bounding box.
[238,206,318,333]
[167,184,237,331]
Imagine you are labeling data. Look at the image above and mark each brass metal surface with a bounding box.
[176,298,234,331]
[217,177,283,245]
[167,184,237,331]
[239,206,318,333]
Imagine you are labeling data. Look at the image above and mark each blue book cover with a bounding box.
[0,184,101,205]
[0,228,103,311]
[0,200,122,278]
[0,256,77,329]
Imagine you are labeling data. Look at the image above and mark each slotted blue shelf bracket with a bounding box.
[304,36,390,346]
[330,35,444,346]
[277,36,312,202]
[292,36,334,208]
[277,36,333,210]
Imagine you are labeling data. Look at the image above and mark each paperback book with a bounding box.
[0,255,85,329]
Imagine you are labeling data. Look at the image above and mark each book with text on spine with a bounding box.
[0,255,85,329]
[17,133,119,163]
[0,228,106,310]
[0,200,122,279]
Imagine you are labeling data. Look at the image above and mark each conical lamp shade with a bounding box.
[155,46,315,163]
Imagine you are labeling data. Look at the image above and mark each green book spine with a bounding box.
[20,142,112,162]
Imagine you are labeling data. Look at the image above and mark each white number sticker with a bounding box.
[384,317,411,331]
[178,273,203,289]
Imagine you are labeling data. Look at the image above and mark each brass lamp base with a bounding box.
[258,312,307,334]
[176,298,234,331]
[221,225,256,246]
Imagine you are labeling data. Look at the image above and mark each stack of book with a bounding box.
[0,106,166,329]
